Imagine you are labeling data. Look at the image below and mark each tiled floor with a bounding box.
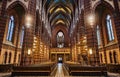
[55,63,64,77]
[55,63,107,77]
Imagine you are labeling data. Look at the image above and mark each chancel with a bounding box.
[0,0,120,77]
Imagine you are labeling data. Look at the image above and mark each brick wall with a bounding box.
[0,0,8,55]
[21,0,36,65]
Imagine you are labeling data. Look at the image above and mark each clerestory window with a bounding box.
[7,16,15,42]
[106,15,114,41]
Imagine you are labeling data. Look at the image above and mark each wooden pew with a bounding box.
[64,62,107,76]
[11,62,56,76]
[0,64,13,72]
[107,64,120,73]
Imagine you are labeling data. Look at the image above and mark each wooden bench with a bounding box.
[107,64,120,73]
[70,71,107,76]
[0,64,13,72]
[64,63,107,76]
[11,62,56,76]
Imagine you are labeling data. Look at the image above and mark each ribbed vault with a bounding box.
[44,0,76,47]
[44,0,75,30]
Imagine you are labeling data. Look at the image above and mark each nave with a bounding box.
[55,63,65,77]
[0,0,120,77]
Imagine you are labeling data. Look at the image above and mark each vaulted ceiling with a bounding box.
[44,0,76,30]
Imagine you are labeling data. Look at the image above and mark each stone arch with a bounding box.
[93,1,115,28]
[52,25,70,47]
[6,1,27,12]
[6,1,27,33]
[6,1,27,31]
[93,0,117,45]
[93,1,115,13]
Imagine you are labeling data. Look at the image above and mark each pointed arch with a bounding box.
[56,31,65,48]
[93,1,115,13]
[6,1,27,12]
[52,25,70,47]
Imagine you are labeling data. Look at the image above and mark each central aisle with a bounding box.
[55,63,64,77]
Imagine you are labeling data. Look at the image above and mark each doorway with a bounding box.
[58,57,63,63]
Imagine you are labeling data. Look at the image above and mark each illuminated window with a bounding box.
[7,16,15,42]
[20,27,24,47]
[96,26,101,46]
[106,15,114,41]
[57,31,64,48]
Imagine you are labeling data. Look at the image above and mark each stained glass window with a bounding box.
[106,15,114,41]
[57,31,64,48]
[7,16,15,42]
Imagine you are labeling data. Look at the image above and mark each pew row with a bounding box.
[11,62,56,76]
[107,64,120,73]
[64,63,107,76]
[0,64,13,72]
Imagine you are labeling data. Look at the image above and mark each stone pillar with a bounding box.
[21,0,36,66]
[113,0,120,64]
[84,0,98,65]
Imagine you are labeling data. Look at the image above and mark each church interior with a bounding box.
[0,0,120,77]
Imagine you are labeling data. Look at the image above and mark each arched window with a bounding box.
[7,16,15,42]
[106,15,114,41]
[57,31,64,48]
[113,51,118,64]
[20,27,24,47]
[96,26,101,46]
[4,52,8,64]
[8,52,12,64]
[109,52,113,63]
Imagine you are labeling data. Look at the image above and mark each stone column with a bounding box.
[21,0,36,66]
